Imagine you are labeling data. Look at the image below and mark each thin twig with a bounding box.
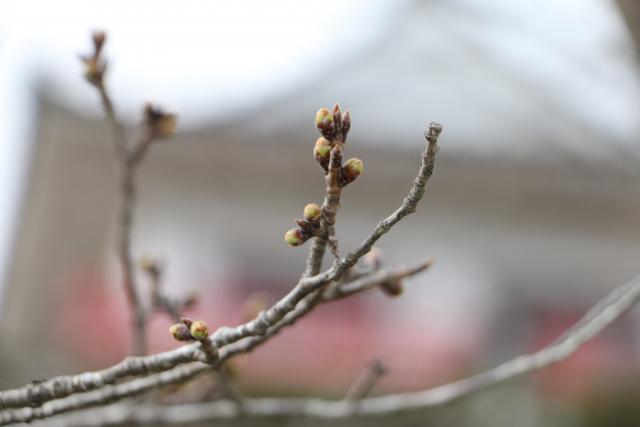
[344,358,387,401]
[17,273,640,426]
[95,78,149,356]
[321,145,343,257]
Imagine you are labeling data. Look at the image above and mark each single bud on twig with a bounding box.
[92,31,106,54]
[315,108,335,139]
[81,31,108,86]
[139,255,162,280]
[340,157,363,186]
[143,103,177,139]
[81,56,106,86]
[314,137,332,171]
[380,279,404,297]
[189,320,209,341]
[332,104,342,131]
[284,228,305,247]
[169,323,192,341]
[303,203,321,222]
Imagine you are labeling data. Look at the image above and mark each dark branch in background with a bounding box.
[17,273,640,426]
[80,32,177,355]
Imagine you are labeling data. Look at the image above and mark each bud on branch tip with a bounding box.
[284,228,305,247]
[303,203,321,221]
[189,320,209,341]
[143,103,177,139]
[340,157,363,186]
[169,323,192,341]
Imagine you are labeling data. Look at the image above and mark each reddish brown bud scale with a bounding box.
[341,109,351,136]
[92,31,106,53]
[332,103,342,132]
[169,323,192,341]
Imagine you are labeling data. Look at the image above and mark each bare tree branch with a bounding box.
[18,273,640,426]
[0,124,441,418]
[0,259,432,422]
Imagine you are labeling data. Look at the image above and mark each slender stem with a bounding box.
[118,165,146,356]
[96,80,148,356]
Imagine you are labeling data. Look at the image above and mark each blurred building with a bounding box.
[2,1,640,425]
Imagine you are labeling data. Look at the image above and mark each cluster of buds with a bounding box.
[313,105,363,185]
[143,103,177,139]
[284,203,322,247]
[169,317,209,342]
[314,104,351,143]
[80,31,108,86]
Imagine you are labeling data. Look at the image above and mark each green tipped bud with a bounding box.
[284,228,305,247]
[314,137,332,170]
[314,137,331,157]
[340,157,364,186]
[315,108,334,128]
[315,108,335,138]
[189,320,209,341]
[303,203,321,221]
[380,279,404,297]
[170,323,192,341]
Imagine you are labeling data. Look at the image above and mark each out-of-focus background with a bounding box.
[2,0,640,425]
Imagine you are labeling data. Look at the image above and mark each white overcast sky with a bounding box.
[0,0,639,305]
